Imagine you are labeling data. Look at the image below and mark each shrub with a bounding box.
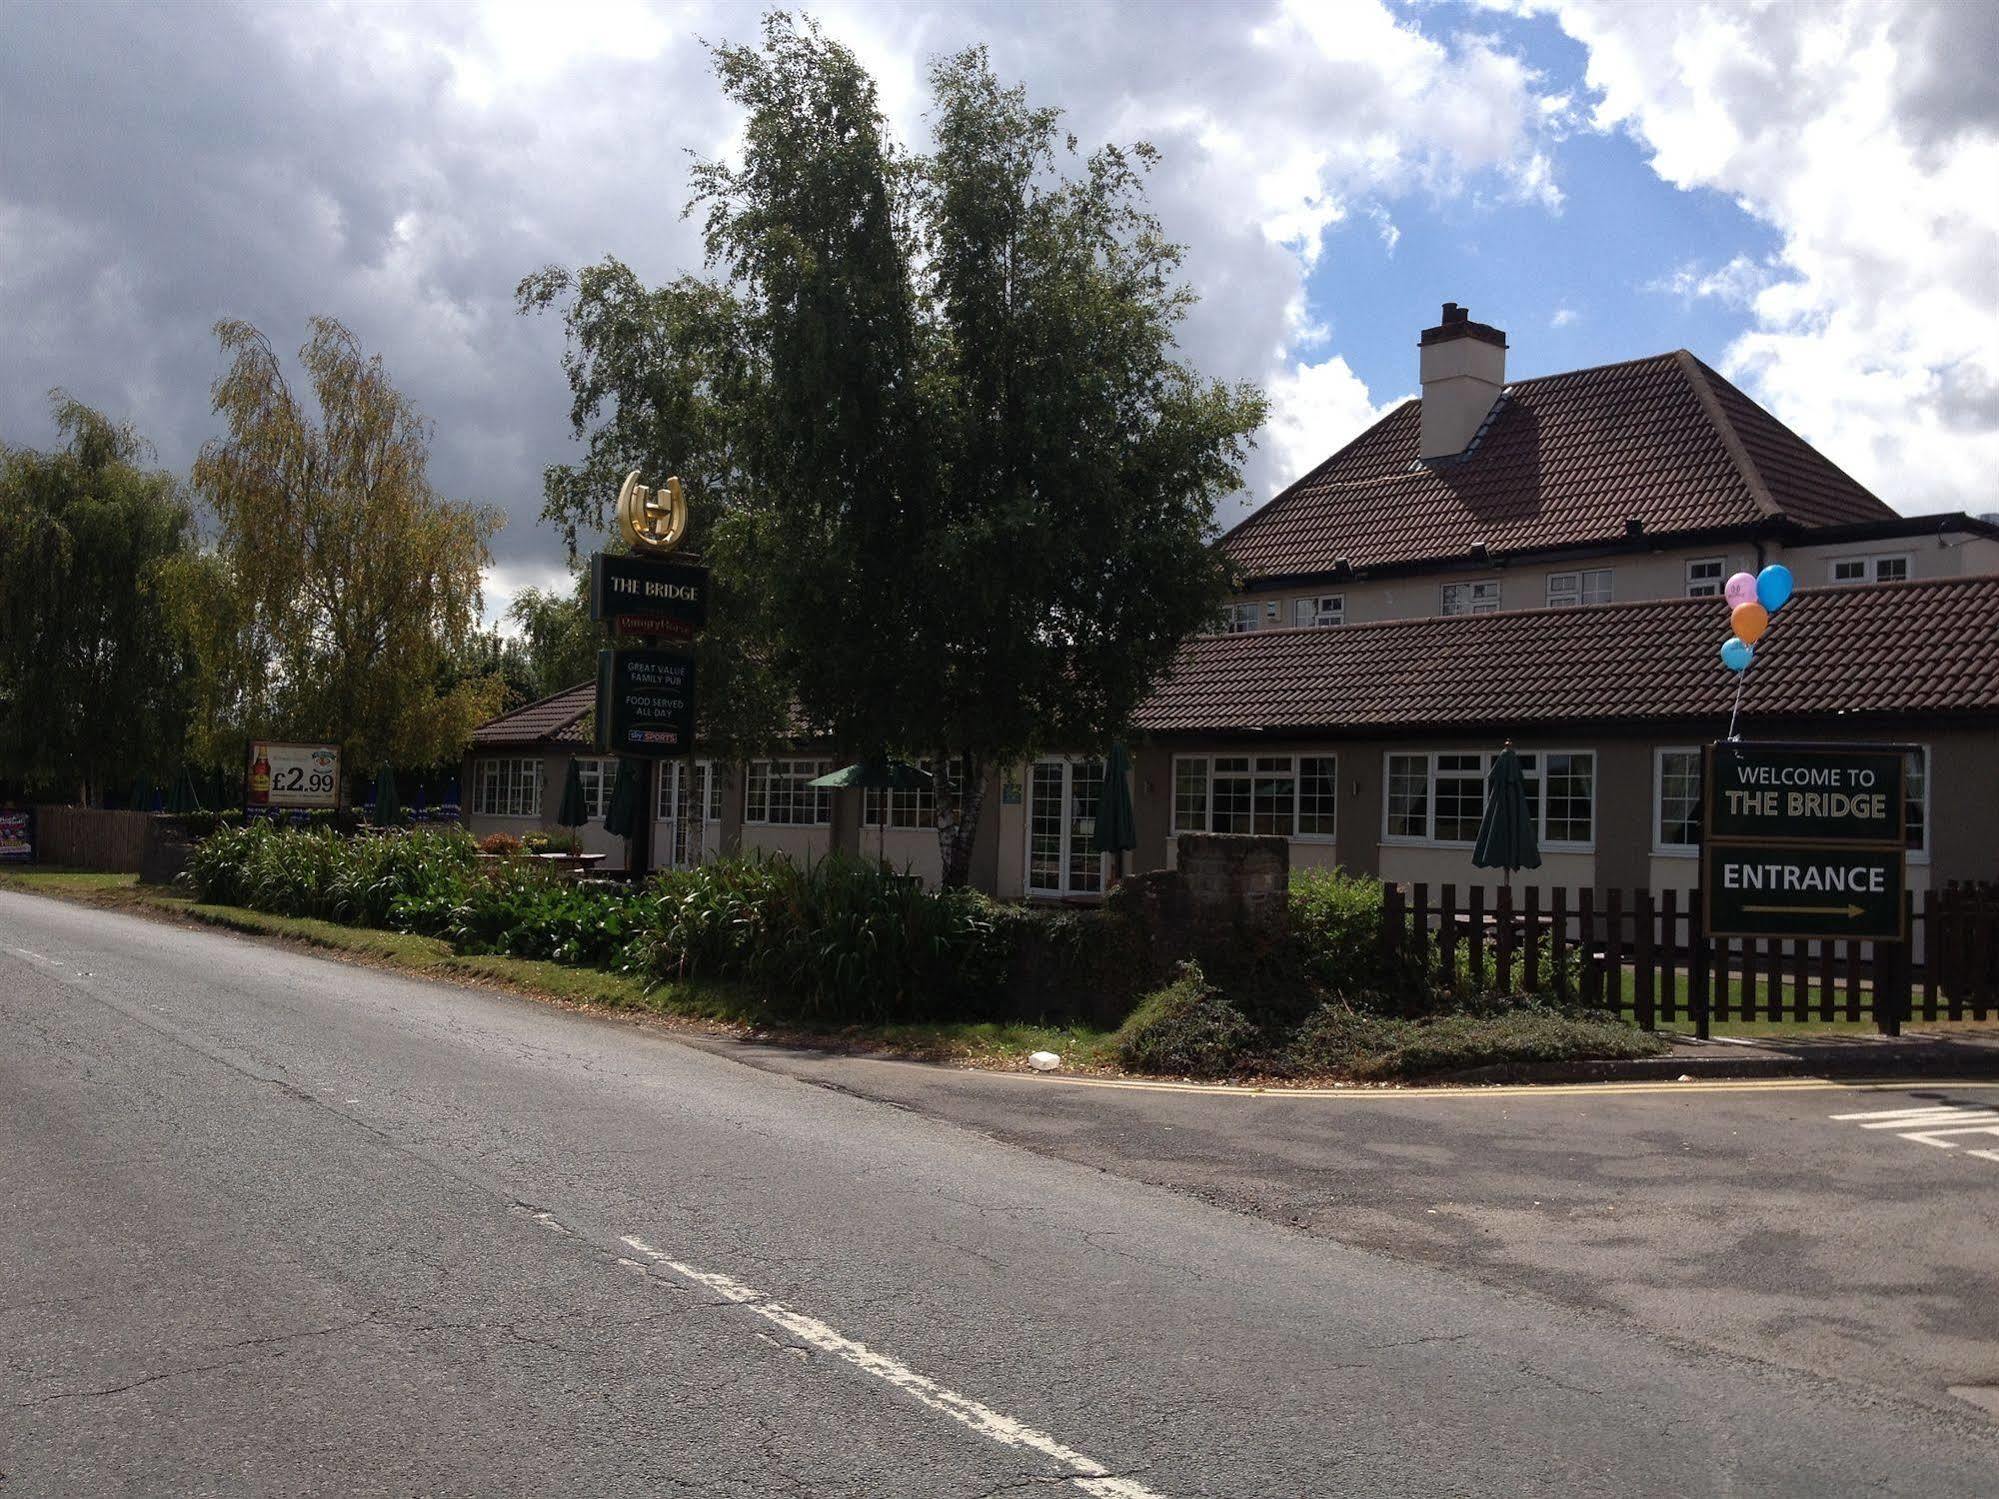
[1112,962,1258,1077]
[409,864,641,967]
[1286,1002,1665,1081]
[479,832,523,857]
[1289,868,1429,1013]
[181,822,479,926]
[633,853,1017,1024]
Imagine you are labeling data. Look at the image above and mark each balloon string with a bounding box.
[1727,657,1749,740]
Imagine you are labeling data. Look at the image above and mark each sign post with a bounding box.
[589,471,706,875]
[1701,741,1912,1033]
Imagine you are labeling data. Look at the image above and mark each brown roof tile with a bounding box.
[471,683,593,748]
[1222,352,1895,580]
[1135,576,1999,737]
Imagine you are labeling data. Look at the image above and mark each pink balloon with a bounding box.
[1724,571,1758,607]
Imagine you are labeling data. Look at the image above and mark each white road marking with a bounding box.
[1829,1103,1999,1164]
[5,946,55,964]
[620,1234,1165,1499]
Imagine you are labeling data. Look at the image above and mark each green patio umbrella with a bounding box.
[556,757,590,830]
[1472,743,1541,885]
[372,765,401,825]
[1097,743,1139,879]
[602,758,642,839]
[808,758,934,862]
[129,777,154,812]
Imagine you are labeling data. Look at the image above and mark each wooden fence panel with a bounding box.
[31,807,153,872]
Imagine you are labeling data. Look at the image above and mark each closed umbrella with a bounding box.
[1098,742,1139,881]
[1472,744,1541,885]
[556,758,590,830]
[373,765,401,825]
[602,758,642,839]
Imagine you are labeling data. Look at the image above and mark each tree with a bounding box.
[171,317,507,773]
[521,17,1264,882]
[505,571,601,702]
[0,395,197,802]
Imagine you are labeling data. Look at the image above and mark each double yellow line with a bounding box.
[993,1073,1999,1102]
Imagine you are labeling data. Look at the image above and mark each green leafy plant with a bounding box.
[1112,962,1257,1077]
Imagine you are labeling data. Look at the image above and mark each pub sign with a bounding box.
[595,648,696,757]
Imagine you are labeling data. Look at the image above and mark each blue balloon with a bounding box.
[1755,563,1794,613]
[1720,636,1754,672]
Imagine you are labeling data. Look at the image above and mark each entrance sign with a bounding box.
[595,649,696,756]
[1701,740,1911,941]
[1705,742,1904,844]
[247,741,341,809]
[588,552,709,637]
[1704,842,1905,941]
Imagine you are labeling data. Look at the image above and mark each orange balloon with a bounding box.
[1731,602,1769,644]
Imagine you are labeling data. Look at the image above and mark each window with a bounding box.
[474,757,542,818]
[1170,753,1336,840]
[1381,749,1596,849]
[573,757,615,820]
[1685,557,1725,597]
[1224,600,1278,633]
[1905,747,1927,856]
[1829,552,1911,586]
[1546,568,1613,608]
[1441,579,1501,616]
[657,761,723,823]
[745,759,832,826]
[1654,747,1701,852]
[1293,594,1345,628]
[863,759,964,828]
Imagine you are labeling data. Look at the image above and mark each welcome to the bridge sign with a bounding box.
[1701,741,1911,942]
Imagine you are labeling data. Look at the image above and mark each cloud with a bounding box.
[1263,355,1407,497]
[1517,0,1999,513]
[0,0,1572,591]
[1550,305,1579,328]
[1646,253,1776,308]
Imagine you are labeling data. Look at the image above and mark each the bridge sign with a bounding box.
[1701,741,1912,941]
[1704,742,1904,844]
[594,648,696,757]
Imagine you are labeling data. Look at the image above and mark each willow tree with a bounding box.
[173,317,505,771]
[0,395,196,801]
[521,17,1263,883]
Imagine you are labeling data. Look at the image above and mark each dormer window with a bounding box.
[1292,594,1345,628]
[1441,580,1501,616]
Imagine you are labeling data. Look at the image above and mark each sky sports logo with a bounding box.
[628,728,682,745]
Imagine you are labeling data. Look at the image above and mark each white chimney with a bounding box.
[1419,302,1507,460]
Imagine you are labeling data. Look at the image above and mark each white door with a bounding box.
[1026,758,1107,898]
[656,760,721,869]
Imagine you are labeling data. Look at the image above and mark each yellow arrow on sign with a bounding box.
[1743,903,1865,917]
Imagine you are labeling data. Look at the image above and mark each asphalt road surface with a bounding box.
[5,889,1996,1497]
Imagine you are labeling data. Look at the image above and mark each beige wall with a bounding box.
[1225,531,1998,632]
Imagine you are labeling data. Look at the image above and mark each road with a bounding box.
[4,888,1996,1497]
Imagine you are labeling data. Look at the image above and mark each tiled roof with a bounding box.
[1222,351,1894,580]
[1134,576,1999,737]
[471,683,593,747]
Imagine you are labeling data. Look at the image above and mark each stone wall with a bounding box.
[1174,833,1290,945]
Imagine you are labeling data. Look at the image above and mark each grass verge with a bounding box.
[1,870,1115,1071]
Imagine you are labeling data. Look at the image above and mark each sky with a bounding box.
[4,0,1995,622]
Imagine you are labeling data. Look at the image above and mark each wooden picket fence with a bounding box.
[1380,879,1999,1037]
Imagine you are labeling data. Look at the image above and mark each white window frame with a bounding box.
[1380,748,1596,852]
[1652,745,1702,856]
[1546,568,1613,608]
[1171,753,1337,842]
[1685,557,1725,597]
[1904,745,1929,863]
[744,758,833,827]
[474,757,542,819]
[656,760,723,823]
[573,756,616,821]
[1223,599,1279,633]
[1292,594,1345,629]
[1441,579,1502,616]
[863,758,964,829]
[1827,551,1912,586]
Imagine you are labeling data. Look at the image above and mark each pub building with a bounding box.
[464,305,1999,902]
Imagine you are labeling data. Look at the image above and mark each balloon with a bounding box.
[1720,637,1754,672]
[1724,572,1758,607]
[1756,563,1794,613]
[1730,602,1769,644]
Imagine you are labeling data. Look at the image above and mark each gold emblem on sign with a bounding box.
[617,471,688,554]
